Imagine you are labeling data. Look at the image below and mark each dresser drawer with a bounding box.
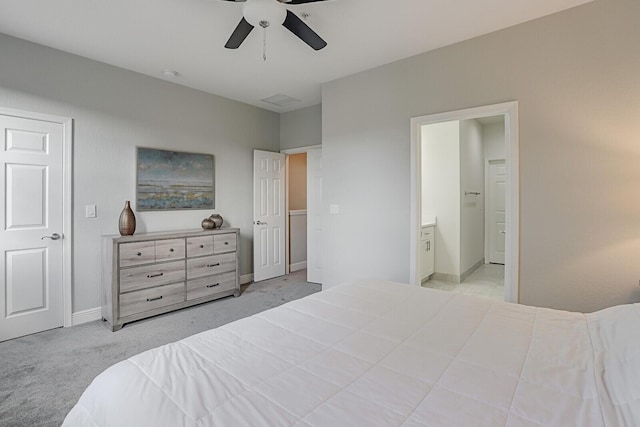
[119,282,185,318]
[187,252,236,279]
[155,238,185,261]
[120,260,186,293]
[120,241,155,267]
[186,236,214,257]
[187,271,236,301]
[213,233,236,253]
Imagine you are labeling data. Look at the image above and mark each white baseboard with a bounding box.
[431,272,460,283]
[72,307,102,326]
[460,258,485,283]
[240,273,253,285]
[289,261,307,272]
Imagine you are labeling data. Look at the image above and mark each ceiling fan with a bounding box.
[222,0,329,52]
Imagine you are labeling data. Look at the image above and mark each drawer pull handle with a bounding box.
[146,296,163,302]
[147,272,164,278]
[169,248,174,252]
[136,252,142,256]
[224,242,229,245]
[206,283,220,288]
[206,263,220,268]
[200,244,204,248]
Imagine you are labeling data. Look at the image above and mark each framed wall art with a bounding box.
[136,147,214,211]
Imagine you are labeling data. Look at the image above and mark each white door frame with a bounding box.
[281,145,321,276]
[409,101,519,303]
[0,106,73,327]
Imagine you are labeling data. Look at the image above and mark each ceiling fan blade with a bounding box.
[282,0,329,4]
[225,17,254,49]
[282,10,327,50]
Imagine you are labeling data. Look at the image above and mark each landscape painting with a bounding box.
[136,147,214,210]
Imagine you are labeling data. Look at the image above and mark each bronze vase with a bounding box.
[119,201,136,236]
[209,214,223,229]
[201,218,215,230]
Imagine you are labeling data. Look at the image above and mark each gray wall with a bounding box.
[482,121,506,161]
[322,0,640,312]
[280,104,322,150]
[0,33,280,313]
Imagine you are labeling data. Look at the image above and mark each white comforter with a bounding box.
[63,280,640,426]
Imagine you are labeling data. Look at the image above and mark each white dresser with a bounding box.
[102,228,240,331]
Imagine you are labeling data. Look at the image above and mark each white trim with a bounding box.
[240,273,254,285]
[431,272,460,283]
[0,107,74,326]
[72,307,101,325]
[289,261,307,272]
[280,144,322,155]
[410,101,519,303]
[63,117,73,327]
[285,155,290,275]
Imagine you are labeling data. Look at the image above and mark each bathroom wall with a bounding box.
[422,119,486,281]
[421,121,460,277]
[459,119,485,276]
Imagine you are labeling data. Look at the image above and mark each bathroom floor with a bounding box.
[422,263,505,301]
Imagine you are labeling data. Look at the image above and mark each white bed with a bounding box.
[63,279,640,426]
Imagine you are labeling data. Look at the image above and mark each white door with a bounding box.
[253,150,286,282]
[0,114,65,342]
[306,149,322,284]
[488,160,506,264]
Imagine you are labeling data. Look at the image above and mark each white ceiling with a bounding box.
[0,0,592,112]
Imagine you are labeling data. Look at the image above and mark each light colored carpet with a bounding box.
[0,270,320,427]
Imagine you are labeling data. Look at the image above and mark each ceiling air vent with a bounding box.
[260,94,301,107]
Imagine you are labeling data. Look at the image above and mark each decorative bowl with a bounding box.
[201,218,215,230]
[209,214,223,229]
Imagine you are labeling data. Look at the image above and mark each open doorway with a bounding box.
[282,145,322,285]
[419,116,506,300]
[287,153,308,273]
[409,102,519,303]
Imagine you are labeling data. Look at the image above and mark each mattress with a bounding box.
[63,279,640,426]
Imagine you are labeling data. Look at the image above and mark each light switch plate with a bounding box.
[85,204,97,218]
[330,204,340,215]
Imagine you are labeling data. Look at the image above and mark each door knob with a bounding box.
[41,233,62,240]
[254,221,268,225]
[499,230,506,235]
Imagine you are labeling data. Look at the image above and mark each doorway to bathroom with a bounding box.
[409,102,519,302]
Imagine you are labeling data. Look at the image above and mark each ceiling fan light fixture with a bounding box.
[162,69,179,78]
[223,0,327,52]
[243,0,286,28]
